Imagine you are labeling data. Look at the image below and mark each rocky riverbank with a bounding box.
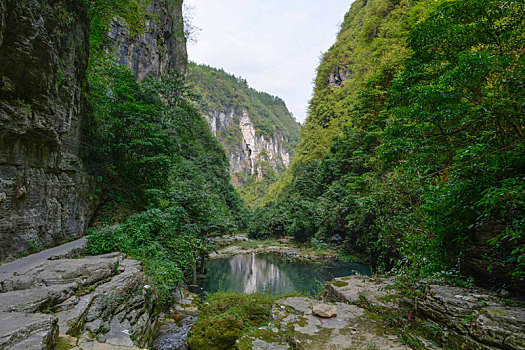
[323,276,525,349]
[227,275,525,349]
[0,243,160,349]
[4,236,522,350]
[236,296,409,349]
[209,235,341,263]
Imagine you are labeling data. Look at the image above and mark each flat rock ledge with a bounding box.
[322,275,397,308]
[322,275,525,350]
[415,284,525,350]
[237,296,409,350]
[0,252,160,349]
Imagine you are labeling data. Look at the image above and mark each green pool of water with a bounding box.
[199,253,371,296]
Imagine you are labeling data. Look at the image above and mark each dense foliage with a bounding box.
[252,0,524,293]
[83,1,246,302]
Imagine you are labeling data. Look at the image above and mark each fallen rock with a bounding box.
[312,303,337,318]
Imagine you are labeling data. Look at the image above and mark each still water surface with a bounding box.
[199,253,371,296]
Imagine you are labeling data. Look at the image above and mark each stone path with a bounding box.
[0,237,87,283]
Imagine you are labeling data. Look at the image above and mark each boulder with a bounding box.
[312,304,337,318]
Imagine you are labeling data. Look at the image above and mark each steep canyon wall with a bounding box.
[0,0,188,261]
[109,0,188,80]
[0,0,93,261]
[187,63,300,189]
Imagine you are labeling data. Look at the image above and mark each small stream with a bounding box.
[152,252,371,349]
[152,312,196,350]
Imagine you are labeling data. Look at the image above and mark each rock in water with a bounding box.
[312,304,337,318]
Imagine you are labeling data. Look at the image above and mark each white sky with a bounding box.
[184,0,353,124]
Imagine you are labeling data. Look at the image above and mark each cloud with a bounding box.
[185,0,353,123]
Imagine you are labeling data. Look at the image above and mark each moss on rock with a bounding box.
[187,315,244,350]
[187,292,275,349]
[331,280,349,287]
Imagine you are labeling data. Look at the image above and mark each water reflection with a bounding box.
[228,253,294,294]
[201,253,371,296]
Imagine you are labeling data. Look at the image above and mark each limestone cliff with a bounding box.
[0,0,188,261]
[207,107,293,186]
[187,63,300,192]
[0,0,94,261]
[109,0,188,80]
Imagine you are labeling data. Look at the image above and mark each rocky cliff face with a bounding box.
[0,0,94,261]
[109,0,188,80]
[206,108,292,186]
[0,0,189,261]
[187,63,300,191]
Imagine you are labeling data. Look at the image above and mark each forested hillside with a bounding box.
[187,62,300,206]
[251,0,524,293]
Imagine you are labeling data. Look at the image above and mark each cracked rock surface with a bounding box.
[415,284,525,350]
[0,253,160,349]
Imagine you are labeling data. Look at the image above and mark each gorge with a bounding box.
[0,0,524,349]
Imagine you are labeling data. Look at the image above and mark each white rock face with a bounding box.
[205,108,292,186]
